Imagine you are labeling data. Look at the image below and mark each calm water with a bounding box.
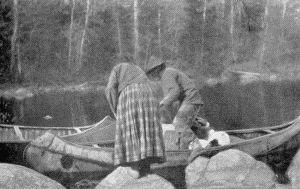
[1,80,300,130]
[201,80,300,130]
[0,88,114,127]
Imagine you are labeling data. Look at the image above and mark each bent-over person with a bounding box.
[146,56,205,150]
[105,62,166,178]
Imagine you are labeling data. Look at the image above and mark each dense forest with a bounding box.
[0,0,300,86]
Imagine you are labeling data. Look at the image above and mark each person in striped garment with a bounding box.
[146,56,205,150]
[105,61,166,178]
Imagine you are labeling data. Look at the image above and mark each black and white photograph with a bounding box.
[0,0,300,188]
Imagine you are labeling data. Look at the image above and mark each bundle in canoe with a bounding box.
[24,115,300,179]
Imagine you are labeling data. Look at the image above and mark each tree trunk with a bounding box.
[133,0,139,62]
[259,0,270,69]
[11,0,19,81]
[158,7,162,57]
[281,0,288,40]
[171,28,178,65]
[115,1,123,60]
[217,0,225,30]
[78,0,90,72]
[68,0,75,69]
[199,0,207,74]
[144,36,151,69]
[17,42,21,77]
[230,0,236,64]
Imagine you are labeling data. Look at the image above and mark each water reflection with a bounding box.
[0,97,16,124]
[2,89,114,127]
[1,80,300,130]
[202,80,300,130]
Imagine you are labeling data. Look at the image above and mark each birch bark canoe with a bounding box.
[0,116,115,143]
[23,115,300,179]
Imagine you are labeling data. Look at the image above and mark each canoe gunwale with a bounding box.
[0,115,113,131]
[0,116,115,143]
[0,123,94,130]
[224,120,294,134]
[1,115,295,143]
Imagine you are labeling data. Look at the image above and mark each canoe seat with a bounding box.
[74,128,82,133]
[13,126,24,141]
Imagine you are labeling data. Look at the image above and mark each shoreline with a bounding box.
[0,71,299,101]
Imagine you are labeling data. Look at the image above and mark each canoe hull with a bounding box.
[189,116,300,162]
[25,132,115,173]
[25,145,114,174]
[23,115,300,183]
[24,131,190,180]
[0,116,116,165]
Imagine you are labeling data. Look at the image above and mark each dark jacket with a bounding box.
[160,68,203,106]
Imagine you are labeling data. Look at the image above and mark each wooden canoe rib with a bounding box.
[24,115,300,177]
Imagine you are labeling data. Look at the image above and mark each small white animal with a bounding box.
[189,129,230,150]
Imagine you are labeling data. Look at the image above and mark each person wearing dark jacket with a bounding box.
[145,56,205,150]
[106,62,165,178]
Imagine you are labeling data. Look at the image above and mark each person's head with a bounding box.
[145,56,166,81]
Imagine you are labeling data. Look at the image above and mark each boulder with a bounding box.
[186,149,277,189]
[96,166,175,189]
[274,184,292,189]
[0,163,65,189]
[287,148,300,188]
[72,179,100,189]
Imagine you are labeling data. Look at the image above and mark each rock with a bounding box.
[274,183,292,189]
[71,179,100,189]
[0,163,65,189]
[287,148,300,188]
[96,167,174,189]
[185,155,210,186]
[186,149,277,189]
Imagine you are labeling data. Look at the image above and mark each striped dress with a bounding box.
[105,63,166,165]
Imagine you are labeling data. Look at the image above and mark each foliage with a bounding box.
[1,0,300,85]
[0,0,13,83]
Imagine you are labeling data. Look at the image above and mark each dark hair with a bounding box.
[189,117,213,139]
[146,63,166,75]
